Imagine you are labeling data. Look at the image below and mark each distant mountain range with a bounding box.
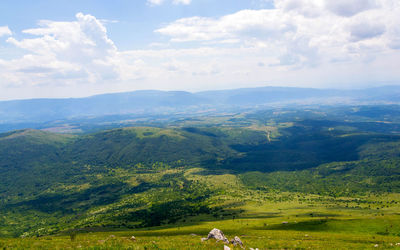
[0,86,399,124]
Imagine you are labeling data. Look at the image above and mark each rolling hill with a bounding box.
[1,106,400,238]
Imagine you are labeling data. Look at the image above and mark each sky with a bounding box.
[0,0,399,100]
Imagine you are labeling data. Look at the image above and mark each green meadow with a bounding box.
[2,167,400,249]
[2,189,400,249]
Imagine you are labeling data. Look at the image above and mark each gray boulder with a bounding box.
[203,228,229,244]
[231,236,244,248]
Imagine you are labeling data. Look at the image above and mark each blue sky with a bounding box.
[0,0,272,49]
[0,0,399,100]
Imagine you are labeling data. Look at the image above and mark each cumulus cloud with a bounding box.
[3,13,125,86]
[387,25,400,49]
[275,0,380,17]
[274,0,324,18]
[349,21,386,42]
[324,0,379,17]
[0,26,12,37]
[157,0,400,67]
[156,9,296,42]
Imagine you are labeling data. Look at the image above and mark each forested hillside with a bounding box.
[1,105,400,238]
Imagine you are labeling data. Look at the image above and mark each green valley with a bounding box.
[1,105,400,249]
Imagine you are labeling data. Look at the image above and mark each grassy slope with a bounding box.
[1,180,400,249]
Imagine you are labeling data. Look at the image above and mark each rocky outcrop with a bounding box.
[202,228,246,249]
[202,228,229,244]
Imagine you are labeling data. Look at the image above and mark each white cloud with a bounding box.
[0,26,12,37]
[157,0,400,68]
[274,0,324,18]
[324,0,379,17]
[172,0,191,5]
[274,0,380,17]
[147,0,191,6]
[156,9,296,42]
[3,13,128,87]
[348,20,386,42]
[147,0,164,6]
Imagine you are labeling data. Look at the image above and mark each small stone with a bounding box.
[130,236,136,241]
[374,244,379,247]
[224,245,231,250]
[231,236,244,248]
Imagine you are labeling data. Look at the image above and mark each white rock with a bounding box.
[231,236,244,248]
[205,228,229,244]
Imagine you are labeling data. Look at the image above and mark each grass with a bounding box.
[2,167,400,247]
[2,217,400,249]
[2,188,400,249]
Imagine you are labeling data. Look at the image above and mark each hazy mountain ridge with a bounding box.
[1,86,400,124]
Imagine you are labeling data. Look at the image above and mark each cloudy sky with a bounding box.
[0,0,399,100]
